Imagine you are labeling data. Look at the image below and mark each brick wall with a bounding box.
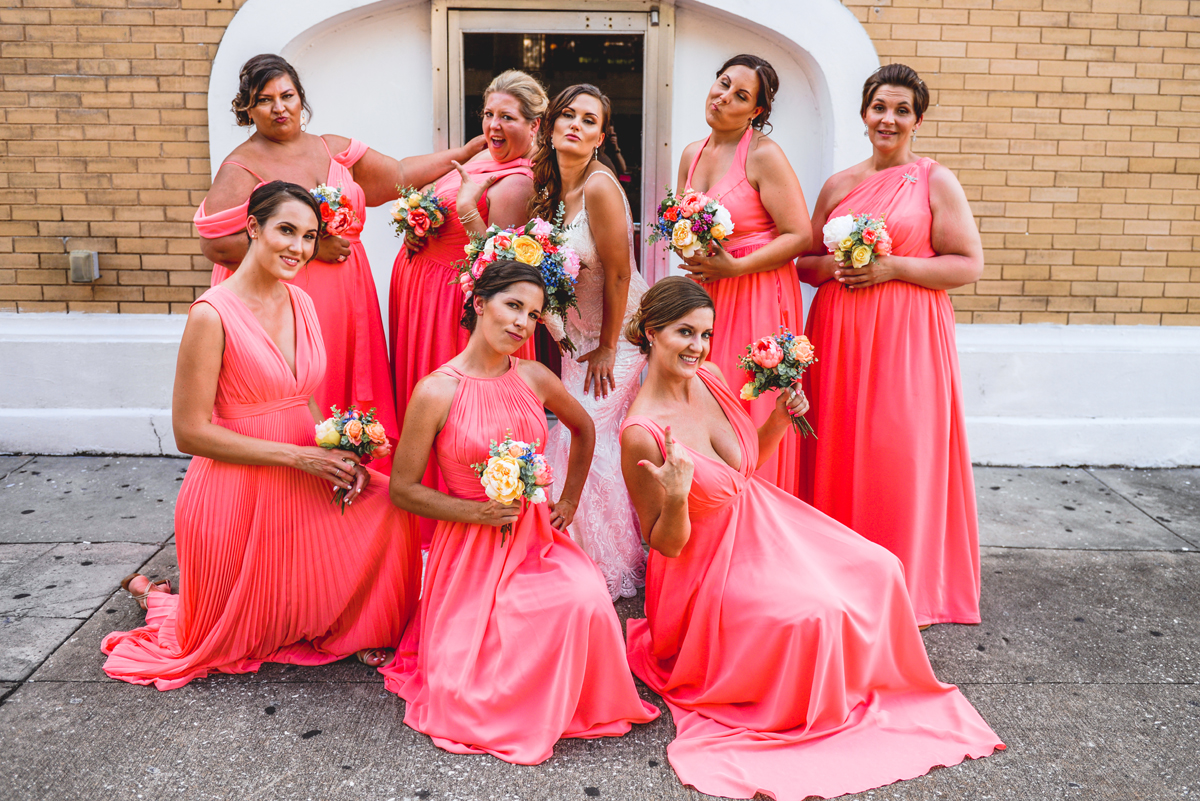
[1,0,1198,323]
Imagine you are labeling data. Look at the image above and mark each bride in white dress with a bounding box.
[532,85,650,600]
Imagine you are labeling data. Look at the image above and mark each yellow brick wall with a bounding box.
[1,0,1198,323]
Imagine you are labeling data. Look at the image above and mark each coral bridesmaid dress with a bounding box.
[193,137,397,475]
[101,284,420,691]
[379,358,659,765]
[801,157,981,626]
[388,157,536,546]
[622,367,1002,801]
[685,128,806,495]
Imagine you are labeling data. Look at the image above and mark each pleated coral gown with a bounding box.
[101,284,420,691]
[379,358,659,764]
[389,157,536,546]
[801,157,981,626]
[193,137,397,475]
[685,128,806,495]
[622,367,1002,801]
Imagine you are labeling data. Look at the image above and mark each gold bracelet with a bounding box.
[458,208,482,226]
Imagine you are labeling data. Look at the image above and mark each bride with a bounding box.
[532,84,649,600]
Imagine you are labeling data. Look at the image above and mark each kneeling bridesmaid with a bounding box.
[620,277,1002,801]
[381,259,659,765]
[103,182,421,690]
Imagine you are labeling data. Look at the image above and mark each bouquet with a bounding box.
[822,212,891,274]
[737,329,817,438]
[310,184,359,238]
[390,186,449,253]
[647,187,734,258]
[456,205,581,351]
[471,431,554,544]
[314,405,391,513]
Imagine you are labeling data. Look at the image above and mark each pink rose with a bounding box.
[562,247,581,279]
[374,439,392,458]
[749,337,784,370]
[492,232,513,250]
[874,231,892,256]
[531,218,553,238]
[861,227,876,245]
[327,205,358,236]
[680,192,706,217]
[407,207,430,237]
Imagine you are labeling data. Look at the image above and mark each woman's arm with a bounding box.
[338,134,488,208]
[577,171,633,399]
[197,163,260,270]
[621,424,693,558]
[522,360,596,529]
[794,175,849,287]
[704,361,808,468]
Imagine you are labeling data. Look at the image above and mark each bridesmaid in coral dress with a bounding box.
[389,70,545,546]
[620,277,1003,801]
[381,259,659,764]
[194,55,483,475]
[797,64,985,626]
[104,183,420,690]
[675,55,811,495]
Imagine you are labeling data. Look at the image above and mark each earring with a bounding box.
[863,125,869,137]
[593,147,599,161]
[300,112,308,133]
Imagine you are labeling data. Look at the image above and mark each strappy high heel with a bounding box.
[120,573,172,611]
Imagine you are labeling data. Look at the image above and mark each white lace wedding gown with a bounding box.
[544,170,650,600]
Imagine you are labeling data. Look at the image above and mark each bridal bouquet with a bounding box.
[390,186,449,253]
[823,212,891,272]
[647,187,734,258]
[471,431,554,544]
[737,329,817,438]
[456,205,581,351]
[310,184,359,238]
[314,405,391,513]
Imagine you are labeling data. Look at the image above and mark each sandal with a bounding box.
[355,648,394,668]
[120,573,172,611]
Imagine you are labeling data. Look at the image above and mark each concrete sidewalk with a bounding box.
[0,456,1197,800]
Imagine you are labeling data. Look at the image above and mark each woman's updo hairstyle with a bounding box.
[860,63,929,119]
[461,259,547,332]
[483,69,549,123]
[246,181,322,253]
[624,276,716,355]
[717,54,779,133]
[232,54,312,127]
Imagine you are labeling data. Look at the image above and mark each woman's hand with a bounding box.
[475,499,521,529]
[681,240,744,284]
[834,254,898,289]
[773,384,810,422]
[637,426,694,501]
[452,160,498,221]
[294,446,361,492]
[577,345,617,399]
[549,496,577,530]
[316,233,351,264]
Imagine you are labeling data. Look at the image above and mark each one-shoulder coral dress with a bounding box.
[622,366,1002,801]
[101,284,420,691]
[379,358,659,764]
[801,157,981,626]
[684,128,806,495]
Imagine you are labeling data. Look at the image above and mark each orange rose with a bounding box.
[344,419,363,445]
[407,207,430,237]
[365,421,387,445]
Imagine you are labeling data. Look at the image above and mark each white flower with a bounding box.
[482,238,496,260]
[713,204,734,234]
[823,214,856,251]
[530,487,547,504]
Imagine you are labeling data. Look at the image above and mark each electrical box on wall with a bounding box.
[69,250,100,283]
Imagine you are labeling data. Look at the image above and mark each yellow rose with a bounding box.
[481,455,525,505]
[834,249,845,263]
[851,245,872,268]
[710,223,728,241]
[314,419,342,448]
[839,237,854,252]
[407,193,422,208]
[511,235,545,267]
[740,383,758,401]
[671,219,696,252]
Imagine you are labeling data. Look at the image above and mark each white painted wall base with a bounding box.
[3,315,1198,466]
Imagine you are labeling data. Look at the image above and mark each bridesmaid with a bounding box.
[381,259,659,764]
[389,69,545,546]
[796,64,985,626]
[620,277,1003,801]
[533,84,650,600]
[104,182,420,689]
[194,54,484,474]
[675,54,811,495]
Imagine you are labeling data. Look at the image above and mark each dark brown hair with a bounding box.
[860,63,929,119]
[461,259,547,332]
[624,276,716,354]
[529,84,613,221]
[246,181,322,261]
[231,54,312,128]
[716,54,779,133]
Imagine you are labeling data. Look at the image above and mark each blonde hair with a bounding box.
[483,70,549,122]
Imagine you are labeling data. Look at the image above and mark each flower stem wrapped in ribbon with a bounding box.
[455,203,581,351]
[471,431,554,545]
[647,186,734,259]
[737,329,817,438]
[390,185,449,253]
[310,184,359,239]
[822,211,891,278]
[314,405,391,513]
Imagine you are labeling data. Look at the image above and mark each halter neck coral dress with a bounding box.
[622,367,1002,801]
[685,128,806,495]
[388,157,536,547]
[800,157,981,626]
[193,136,397,475]
[379,358,659,764]
[101,284,420,691]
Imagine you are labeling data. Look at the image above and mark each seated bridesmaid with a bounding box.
[381,259,660,765]
[620,277,1003,801]
[103,182,421,691]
